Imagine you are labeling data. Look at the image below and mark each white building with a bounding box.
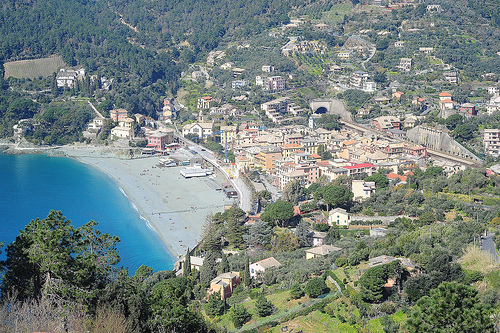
[111,117,135,139]
[363,81,377,92]
[352,179,376,201]
[249,257,281,279]
[56,68,85,88]
[484,129,500,156]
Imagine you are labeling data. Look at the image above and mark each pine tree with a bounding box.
[183,247,191,277]
[255,294,274,317]
[200,251,217,286]
[205,292,225,317]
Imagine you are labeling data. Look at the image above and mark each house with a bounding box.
[305,245,342,259]
[110,117,135,139]
[374,116,401,131]
[328,207,350,226]
[363,81,377,92]
[309,231,327,246]
[397,58,412,71]
[352,179,376,201]
[419,47,434,54]
[412,98,425,108]
[268,76,286,92]
[262,65,275,72]
[56,68,85,88]
[386,173,407,183]
[249,257,281,278]
[197,96,216,109]
[484,129,500,156]
[404,115,419,128]
[337,51,351,59]
[394,41,405,48]
[220,62,234,70]
[440,99,454,111]
[392,91,405,101]
[314,23,329,30]
[231,80,249,90]
[488,86,500,97]
[110,108,128,122]
[443,72,458,84]
[460,103,476,117]
[232,68,246,77]
[181,256,204,271]
[208,271,241,300]
[350,70,369,88]
[439,92,453,101]
[182,122,214,139]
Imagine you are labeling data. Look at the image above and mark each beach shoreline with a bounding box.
[56,145,230,259]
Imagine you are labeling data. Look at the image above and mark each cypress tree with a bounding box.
[243,256,251,288]
[219,253,229,274]
[183,247,191,277]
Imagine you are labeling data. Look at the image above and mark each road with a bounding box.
[481,233,500,262]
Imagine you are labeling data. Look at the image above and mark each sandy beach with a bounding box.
[58,146,230,259]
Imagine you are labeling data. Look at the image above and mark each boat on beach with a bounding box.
[159,157,177,167]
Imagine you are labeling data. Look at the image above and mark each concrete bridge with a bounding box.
[309,98,354,122]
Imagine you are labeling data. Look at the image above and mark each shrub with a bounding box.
[305,277,329,298]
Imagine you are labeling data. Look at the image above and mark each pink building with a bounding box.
[146,131,173,149]
[460,103,477,117]
[109,108,128,122]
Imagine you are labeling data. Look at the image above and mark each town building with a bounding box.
[146,130,174,149]
[373,116,401,131]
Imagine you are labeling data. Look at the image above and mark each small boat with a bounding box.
[159,157,177,167]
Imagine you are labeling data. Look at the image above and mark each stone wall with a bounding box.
[406,125,480,161]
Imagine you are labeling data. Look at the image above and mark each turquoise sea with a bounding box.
[0,153,175,273]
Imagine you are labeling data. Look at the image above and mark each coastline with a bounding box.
[55,145,230,259]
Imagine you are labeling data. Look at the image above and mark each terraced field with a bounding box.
[4,56,66,79]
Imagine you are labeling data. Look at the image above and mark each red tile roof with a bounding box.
[439,92,452,97]
[386,173,407,181]
[343,163,376,169]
